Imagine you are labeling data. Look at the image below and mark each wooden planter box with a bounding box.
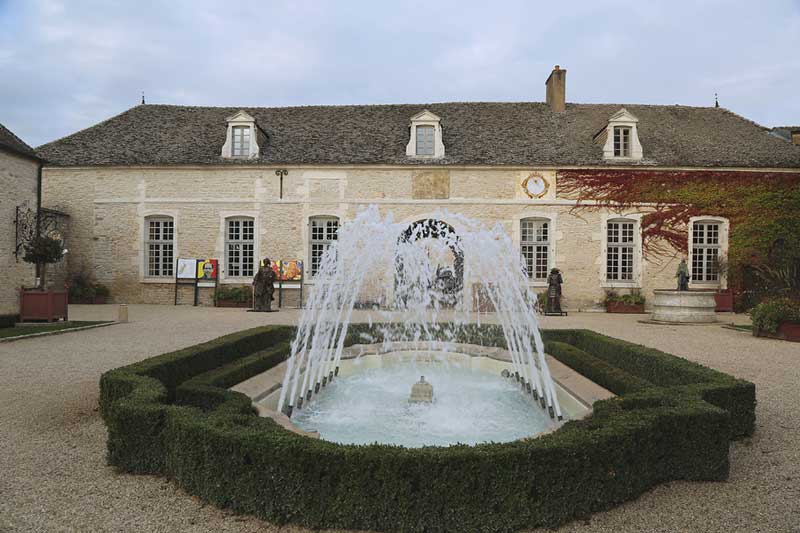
[605,301,646,314]
[215,299,252,308]
[754,322,800,342]
[714,289,734,312]
[20,289,69,322]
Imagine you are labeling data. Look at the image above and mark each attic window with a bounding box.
[406,110,445,158]
[232,126,250,157]
[602,108,643,161]
[221,110,259,159]
[416,126,435,156]
[613,127,631,157]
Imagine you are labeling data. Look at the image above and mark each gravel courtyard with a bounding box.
[1,305,798,532]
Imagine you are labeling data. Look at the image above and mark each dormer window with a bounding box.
[416,125,435,156]
[613,126,631,157]
[599,108,643,161]
[221,110,259,159]
[406,110,445,158]
[232,126,251,157]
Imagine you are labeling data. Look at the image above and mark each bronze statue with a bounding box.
[546,268,563,314]
[253,257,277,311]
[676,258,690,291]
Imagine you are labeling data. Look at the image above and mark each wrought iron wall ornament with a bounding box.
[275,169,288,199]
[14,206,68,262]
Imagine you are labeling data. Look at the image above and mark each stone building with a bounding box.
[0,122,42,320]
[37,67,800,310]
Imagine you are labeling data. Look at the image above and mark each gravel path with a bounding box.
[1,305,798,532]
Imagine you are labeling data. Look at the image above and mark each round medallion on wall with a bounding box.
[522,173,549,198]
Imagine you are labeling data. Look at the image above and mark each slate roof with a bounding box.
[771,126,800,142]
[0,122,39,160]
[37,102,800,169]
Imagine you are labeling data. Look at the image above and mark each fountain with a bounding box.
[409,376,434,403]
[650,257,718,324]
[275,206,568,446]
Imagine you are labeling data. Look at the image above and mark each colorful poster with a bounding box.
[197,259,218,280]
[177,258,197,279]
[280,259,303,281]
[269,260,281,278]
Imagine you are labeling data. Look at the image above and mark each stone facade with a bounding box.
[1,150,39,316]
[41,165,694,310]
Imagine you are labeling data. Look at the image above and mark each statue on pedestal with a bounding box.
[546,268,564,315]
[676,258,690,291]
[253,257,277,312]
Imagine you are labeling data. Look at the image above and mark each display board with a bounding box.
[197,258,218,288]
[177,258,197,279]
[267,259,304,308]
[174,258,218,305]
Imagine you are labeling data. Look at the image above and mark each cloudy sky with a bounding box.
[1,0,799,147]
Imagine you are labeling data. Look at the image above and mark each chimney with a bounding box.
[545,65,566,112]
[792,129,800,146]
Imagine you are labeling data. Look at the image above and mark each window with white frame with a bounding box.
[613,126,631,157]
[225,217,255,277]
[606,219,636,281]
[416,125,435,156]
[309,216,339,276]
[521,218,550,281]
[691,221,721,283]
[145,216,174,277]
[232,126,250,157]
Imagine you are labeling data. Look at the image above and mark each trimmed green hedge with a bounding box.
[0,314,19,328]
[100,324,755,532]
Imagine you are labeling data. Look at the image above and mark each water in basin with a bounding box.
[291,359,560,447]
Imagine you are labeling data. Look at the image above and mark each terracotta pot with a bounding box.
[714,290,734,312]
[605,301,645,314]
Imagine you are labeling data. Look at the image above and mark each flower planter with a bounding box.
[215,299,252,308]
[714,289,734,312]
[605,302,646,314]
[19,289,69,322]
[778,322,800,342]
[754,322,800,342]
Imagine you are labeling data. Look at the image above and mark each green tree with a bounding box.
[22,235,65,290]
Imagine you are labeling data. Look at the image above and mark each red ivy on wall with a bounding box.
[556,169,800,262]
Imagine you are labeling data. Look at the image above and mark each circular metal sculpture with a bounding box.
[396,219,464,306]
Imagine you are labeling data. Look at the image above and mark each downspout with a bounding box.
[35,160,43,285]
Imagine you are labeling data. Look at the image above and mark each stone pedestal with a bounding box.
[409,376,434,403]
[651,290,717,324]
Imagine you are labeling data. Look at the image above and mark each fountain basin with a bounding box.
[234,344,613,448]
[651,289,718,323]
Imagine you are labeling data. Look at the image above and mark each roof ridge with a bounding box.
[715,106,771,133]
[35,105,141,150]
[117,101,726,112]
[0,121,36,154]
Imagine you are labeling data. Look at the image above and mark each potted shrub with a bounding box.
[68,270,111,304]
[750,297,800,342]
[214,286,253,308]
[94,284,110,304]
[20,235,68,322]
[604,290,646,314]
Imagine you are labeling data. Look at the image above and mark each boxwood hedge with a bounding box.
[100,324,755,532]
